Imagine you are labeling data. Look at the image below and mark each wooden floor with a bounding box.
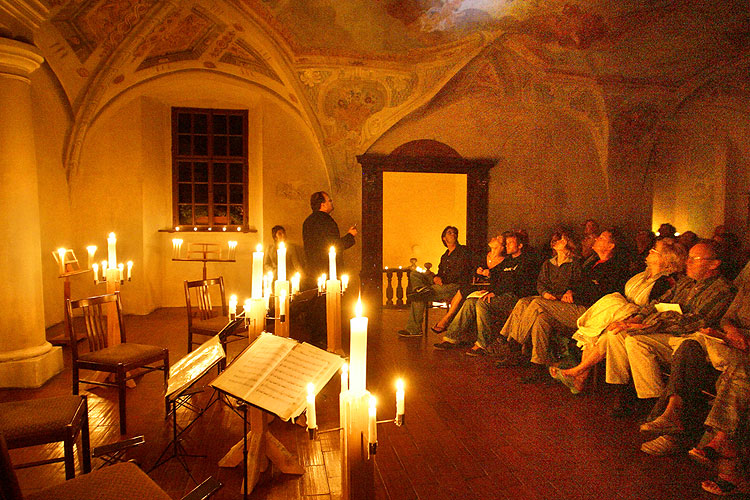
[1,307,720,499]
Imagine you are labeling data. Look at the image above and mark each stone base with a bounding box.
[0,346,63,388]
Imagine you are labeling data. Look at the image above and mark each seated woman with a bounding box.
[496,230,581,356]
[430,232,506,333]
[549,237,685,393]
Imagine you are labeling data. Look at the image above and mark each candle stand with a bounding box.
[325,280,343,354]
[172,241,237,280]
[50,249,90,346]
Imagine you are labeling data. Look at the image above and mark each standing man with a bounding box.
[302,191,357,347]
[398,226,473,338]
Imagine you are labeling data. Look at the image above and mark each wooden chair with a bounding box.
[0,433,222,500]
[0,395,90,480]
[66,292,169,435]
[185,277,246,353]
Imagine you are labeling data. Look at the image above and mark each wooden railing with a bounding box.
[382,268,410,308]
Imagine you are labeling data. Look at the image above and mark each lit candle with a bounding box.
[317,276,324,293]
[229,294,238,319]
[243,298,251,321]
[101,260,108,273]
[279,288,287,319]
[277,242,287,281]
[86,245,97,269]
[107,232,117,268]
[126,261,133,281]
[291,273,300,295]
[349,296,368,393]
[172,238,183,259]
[117,263,124,282]
[228,240,237,259]
[396,379,405,418]
[368,395,377,444]
[329,246,337,281]
[306,383,317,430]
[341,363,349,393]
[341,274,349,292]
[57,248,66,274]
[251,244,263,298]
[322,274,327,292]
[92,263,99,282]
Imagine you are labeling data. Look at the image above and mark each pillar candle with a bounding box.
[368,395,377,444]
[251,244,263,298]
[126,261,133,281]
[107,232,117,268]
[349,296,368,393]
[328,246,336,281]
[396,379,405,417]
[86,245,97,269]
[277,242,287,281]
[56,248,66,274]
[306,383,317,430]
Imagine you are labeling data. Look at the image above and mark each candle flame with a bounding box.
[329,246,336,255]
[127,261,133,269]
[117,263,124,271]
[228,240,237,248]
[396,379,405,391]
[57,247,66,258]
[244,298,252,308]
[307,382,315,396]
[256,244,262,252]
[86,245,97,254]
[279,242,286,251]
[369,395,377,410]
[108,232,116,240]
[355,295,363,318]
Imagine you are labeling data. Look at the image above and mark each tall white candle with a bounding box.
[396,379,405,417]
[277,242,287,281]
[251,244,263,298]
[368,395,377,444]
[107,232,117,268]
[341,363,349,393]
[279,288,287,318]
[306,383,317,429]
[329,246,337,281]
[349,296,368,393]
[86,245,97,269]
[57,248,66,274]
[126,261,133,281]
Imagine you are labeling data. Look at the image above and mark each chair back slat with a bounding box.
[66,293,124,358]
[184,277,227,325]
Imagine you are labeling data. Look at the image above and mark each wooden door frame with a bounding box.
[357,153,495,314]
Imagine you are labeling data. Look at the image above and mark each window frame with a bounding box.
[171,107,249,229]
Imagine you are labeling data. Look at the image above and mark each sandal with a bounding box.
[548,366,582,395]
[701,477,750,496]
[430,325,447,334]
[689,445,726,468]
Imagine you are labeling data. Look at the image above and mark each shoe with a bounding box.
[433,340,459,350]
[407,286,432,300]
[689,445,735,468]
[640,435,683,456]
[701,477,750,496]
[548,366,582,395]
[465,346,488,357]
[398,329,422,338]
[639,416,684,436]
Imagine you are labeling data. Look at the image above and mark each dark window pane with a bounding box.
[228,136,243,156]
[178,162,192,182]
[178,113,192,133]
[194,163,208,182]
[213,163,226,182]
[213,184,227,204]
[194,114,208,134]
[230,184,244,204]
[194,136,208,156]
[213,205,228,225]
[213,136,227,156]
[179,205,192,225]
[195,205,208,224]
[230,205,244,225]
[194,184,208,203]
[229,163,243,183]
[178,135,191,155]
[178,183,192,203]
[229,115,243,135]
[213,114,227,134]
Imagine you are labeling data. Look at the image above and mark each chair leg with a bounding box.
[81,396,91,474]
[117,369,127,435]
[163,352,170,418]
[63,433,75,479]
[72,366,79,395]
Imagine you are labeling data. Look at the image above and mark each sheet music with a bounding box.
[210,333,295,401]
[166,335,226,398]
[249,342,343,419]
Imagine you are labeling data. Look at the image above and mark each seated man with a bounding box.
[433,230,536,354]
[637,273,749,458]
[619,240,736,405]
[398,226,473,337]
[500,229,630,383]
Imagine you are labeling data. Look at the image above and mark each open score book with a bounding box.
[210,332,344,421]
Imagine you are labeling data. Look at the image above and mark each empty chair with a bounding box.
[185,276,246,353]
[66,292,169,435]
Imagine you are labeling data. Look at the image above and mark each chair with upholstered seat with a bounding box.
[66,292,169,435]
[185,277,246,353]
[0,395,90,480]
[0,433,221,500]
